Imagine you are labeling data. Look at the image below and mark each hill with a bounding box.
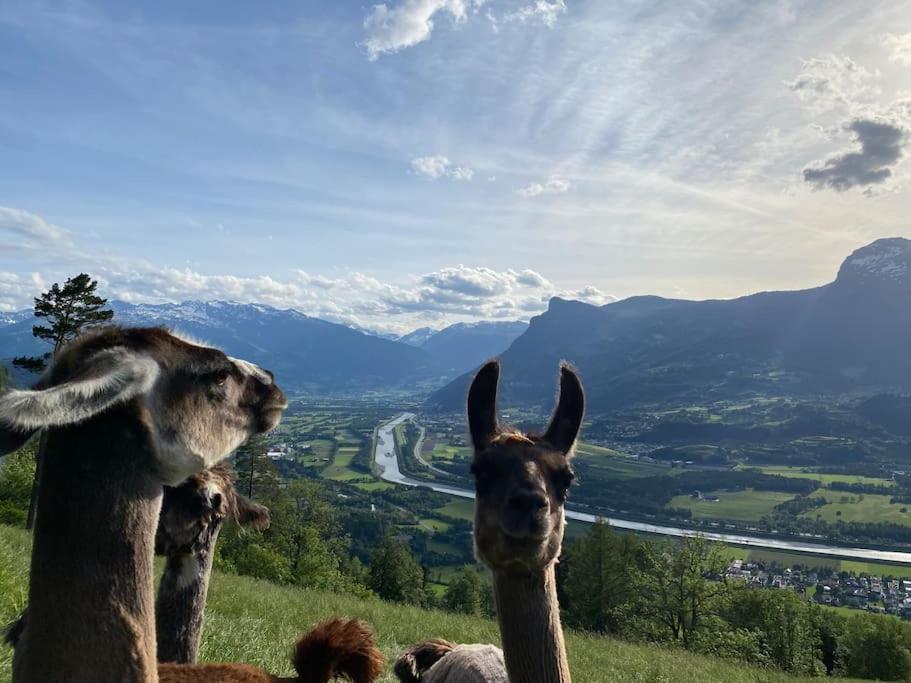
[400,320,528,376]
[0,524,842,682]
[0,300,432,393]
[429,238,911,414]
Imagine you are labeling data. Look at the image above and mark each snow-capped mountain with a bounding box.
[397,327,439,347]
[835,238,911,291]
[0,300,432,392]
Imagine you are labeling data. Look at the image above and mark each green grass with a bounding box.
[807,493,911,526]
[435,499,475,521]
[0,525,845,682]
[668,489,796,522]
[322,447,363,481]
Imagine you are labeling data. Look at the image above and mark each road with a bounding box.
[373,413,911,564]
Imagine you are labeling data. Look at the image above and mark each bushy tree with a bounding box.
[563,520,645,633]
[634,536,728,648]
[842,614,911,681]
[444,566,484,615]
[368,535,426,605]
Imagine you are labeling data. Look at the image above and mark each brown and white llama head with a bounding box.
[0,326,287,484]
[468,360,584,574]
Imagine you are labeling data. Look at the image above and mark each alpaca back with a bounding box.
[423,644,507,683]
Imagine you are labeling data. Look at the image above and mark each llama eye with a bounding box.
[213,369,230,386]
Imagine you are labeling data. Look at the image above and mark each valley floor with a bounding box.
[0,524,863,683]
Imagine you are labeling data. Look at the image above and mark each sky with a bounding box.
[1,0,910,334]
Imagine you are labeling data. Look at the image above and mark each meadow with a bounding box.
[0,525,859,683]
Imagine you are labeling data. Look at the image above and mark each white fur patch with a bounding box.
[176,554,201,590]
[0,348,160,431]
[228,357,272,385]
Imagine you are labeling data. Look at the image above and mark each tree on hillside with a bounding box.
[635,536,728,648]
[368,535,426,605]
[443,566,484,615]
[13,273,114,529]
[563,520,646,633]
[233,435,280,501]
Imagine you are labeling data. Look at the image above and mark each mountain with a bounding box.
[428,238,911,414]
[399,320,528,376]
[398,327,438,347]
[0,300,431,393]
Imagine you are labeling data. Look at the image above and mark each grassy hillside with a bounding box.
[0,525,860,682]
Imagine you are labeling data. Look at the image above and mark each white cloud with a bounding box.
[885,33,911,66]
[502,0,567,28]
[519,175,571,197]
[411,155,474,180]
[785,55,879,114]
[362,0,485,61]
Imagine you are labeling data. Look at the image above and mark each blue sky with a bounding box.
[1,0,910,333]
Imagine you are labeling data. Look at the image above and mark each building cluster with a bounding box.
[725,559,911,617]
[265,442,310,460]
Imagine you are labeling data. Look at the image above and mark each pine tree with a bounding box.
[233,435,279,500]
[12,273,114,373]
[367,535,425,605]
[14,274,114,529]
[443,566,484,615]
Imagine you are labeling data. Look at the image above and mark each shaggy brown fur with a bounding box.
[158,618,384,682]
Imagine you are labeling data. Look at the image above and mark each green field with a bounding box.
[0,525,851,682]
[753,466,894,488]
[807,493,911,526]
[575,443,678,479]
[668,489,796,522]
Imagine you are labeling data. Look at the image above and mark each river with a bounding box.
[373,413,911,565]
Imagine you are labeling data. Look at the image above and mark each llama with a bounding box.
[394,360,582,683]
[0,327,383,683]
[3,464,270,665]
[155,462,271,664]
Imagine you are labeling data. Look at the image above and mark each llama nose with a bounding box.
[508,492,548,516]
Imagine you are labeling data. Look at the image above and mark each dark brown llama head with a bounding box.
[468,360,584,573]
[156,462,270,557]
[0,326,287,483]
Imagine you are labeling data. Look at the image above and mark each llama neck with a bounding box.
[14,410,163,683]
[492,562,571,683]
[156,523,223,664]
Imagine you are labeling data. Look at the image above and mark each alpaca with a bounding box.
[0,327,383,683]
[394,360,582,683]
[155,463,271,664]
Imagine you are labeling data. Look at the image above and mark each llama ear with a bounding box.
[233,494,271,531]
[467,360,500,452]
[0,348,159,433]
[544,363,585,455]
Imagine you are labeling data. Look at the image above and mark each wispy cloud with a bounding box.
[519,175,570,198]
[411,155,474,180]
[785,55,879,114]
[501,0,567,28]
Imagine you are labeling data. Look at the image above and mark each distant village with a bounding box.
[725,559,911,618]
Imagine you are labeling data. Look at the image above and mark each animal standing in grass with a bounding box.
[156,462,271,665]
[395,360,581,683]
[0,327,383,683]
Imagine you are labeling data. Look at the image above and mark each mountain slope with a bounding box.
[429,238,911,414]
[0,300,431,392]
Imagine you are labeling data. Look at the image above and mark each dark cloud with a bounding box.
[804,119,907,191]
